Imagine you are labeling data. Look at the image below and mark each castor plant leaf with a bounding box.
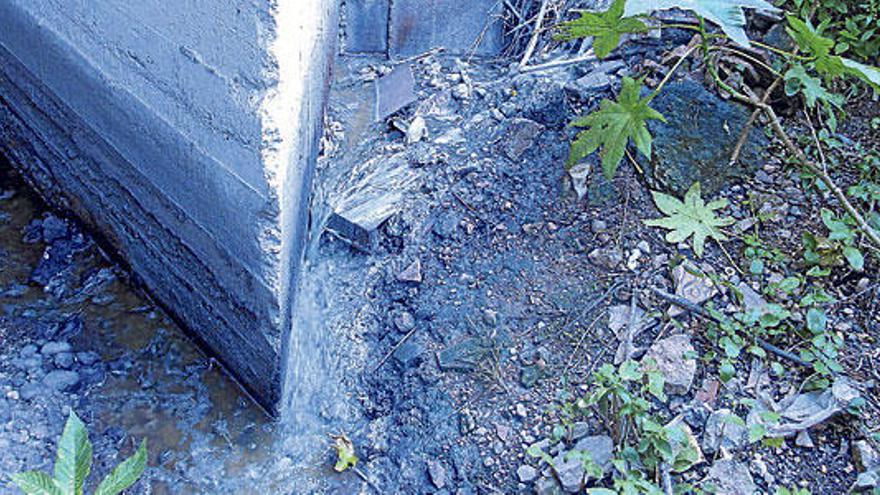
[625,0,780,47]
[567,77,665,178]
[644,182,733,257]
[556,0,648,58]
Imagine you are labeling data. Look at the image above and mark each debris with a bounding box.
[702,459,758,495]
[426,460,446,489]
[702,409,748,454]
[331,434,358,473]
[517,464,538,483]
[669,261,718,317]
[375,64,416,121]
[694,379,720,406]
[642,334,696,395]
[406,116,428,144]
[397,260,423,283]
[747,377,862,438]
[568,162,591,200]
[503,118,544,160]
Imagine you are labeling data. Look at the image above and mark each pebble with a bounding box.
[41,341,71,355]
[642,334,696,395]
[426,460,447,489]
[43,370,80,392]
[517,464,538,483]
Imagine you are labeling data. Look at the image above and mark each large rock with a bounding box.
[703,459,757,495]
[645,79,768,195]
[703,409,749,454]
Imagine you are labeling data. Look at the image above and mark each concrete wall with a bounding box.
[343,0,505,57]
[0,0,337,415]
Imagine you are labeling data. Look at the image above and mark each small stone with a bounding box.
[552,457,584,493]
[375,64,416,120]
[0,399,9,423]
[590,219,608,234]
[669,261,718,317]
[535,476,563,495]
[54,352,75,370]
[19,382,42,401]
[426,460,447,489]
[76,352,100,366]
[393,311,416,331]
[795,430,814,448]
[503,118,544,160]
[41,341,71,355]
[406,116,428,144]
[702,409,748,454]
[853,440,880,472]
[571,435,614,475]
[397,259,423,283]
[703,459,757,495]
[564,71,614,98]
[642,334,696,395]
[43,370,80,392]
[41,214,69,243]
[588,247,623,270]
[517,464,538,483]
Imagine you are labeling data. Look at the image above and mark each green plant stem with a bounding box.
[707,45,785,79]
[749,40,814,61]
[659,22,702,32]
[649,44,700,99]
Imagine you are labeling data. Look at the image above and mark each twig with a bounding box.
[729,76,783,167]
[372,327,418,372]
[519,0,550,69]
[660,462,674,495]
[519,51,597,73]
[650,287,812,368]
[352,467,382,493]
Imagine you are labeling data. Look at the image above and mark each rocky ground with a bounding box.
[1,20,879,495]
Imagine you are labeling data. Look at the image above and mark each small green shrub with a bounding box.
[9,411,147,495]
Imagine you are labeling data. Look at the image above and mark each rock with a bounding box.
[437,339,489,372]
[853,440,880,472]
[19,382,42,401]
[535,475,563,495]
[703,409,748,454]
[552,457,584,493]
[76,351,100,366]
[43,370,80,392]
[393,311,416,331]
[397,260,423,283]
[426,460,447,489]
[517,464,538,483]
[564,71,614,99]
[669,261,718,317]
[588,247,623,270]
[406,116,428,144]
[569,163,591,200]
[0,399,9,423]
[375,64,416,120]
[703,459,757,495]
[694,378,720,406]
[736,282,769,315]
[41,341,71,355]
[795,430,814,448]
[571,435,614,474]
[54,352,75,369]
[590,219,608,234]
[645,78,769,195]
[503,118,544,160]
[642,334,696,395]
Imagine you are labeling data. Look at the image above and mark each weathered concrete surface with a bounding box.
[0,0,337,415]
[343,0,505,57]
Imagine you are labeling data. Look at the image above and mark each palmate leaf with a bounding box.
[94,440,147,495]
[54,412,92,495]
[785,16,845,79]
[9,472,63,495]
[841,58,880,92]
[556,0,648,58]
[783,64,843,108]
[567,77,665,178]
[644,182,734,257]
[624,0,780,47]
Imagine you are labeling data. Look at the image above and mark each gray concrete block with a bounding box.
[0,0,338,415]
[344,0,390,53]
[390,0,505,58]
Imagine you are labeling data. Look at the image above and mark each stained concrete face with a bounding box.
[0,0,337,415]
[344,0,505,57]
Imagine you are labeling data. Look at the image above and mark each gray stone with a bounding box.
[0,399,9,423]
[517,464,538,483]
[645,79,769,195]
[669,261,718,317]
[702,409,748,454]
[375,64,416,121]
[535,476,563,495]
[389,0,504,57]
[397,259,423,283]
[503,118,544,160]
[795,430,814,448]
[571,435,614,474]
[54,352,75,370]
[76,351,100,366]
[426,460,447,489]
[40,341,71,355]
[393,311,416,331]
[643,334,696,395]
[437,339,489,372]
[552,457,584,493]
[43,370,80,392]
[19,382,42,401]
[588,247,623,270]
[703,459,757,495]
[41,214,68,243]
[564,72,614,99]
[854,440,880,472]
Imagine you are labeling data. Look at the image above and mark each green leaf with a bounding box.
[719,361,736,383]
[556,0,649,58]
[748,423,767,443]
[806,308,827,334]
[784,64,843,108]
[94,440,147,495]
[841,57,880,91]
[331,435,358,473]
[786,16,845,80]
[619,360,643,381]
[9,472,63,495]
[567,77,665,176]
[644,182,734,257]
[54,411,92,495]
[625,0,780,46]
[843,246,865,271]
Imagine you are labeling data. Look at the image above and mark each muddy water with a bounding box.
[0,164,364,493]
